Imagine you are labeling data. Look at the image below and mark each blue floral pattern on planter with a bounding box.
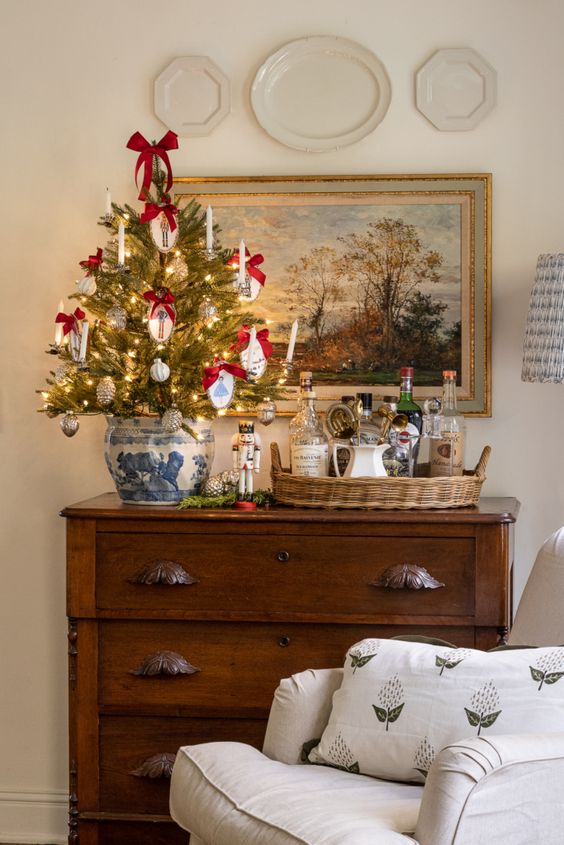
[105,417,214,505]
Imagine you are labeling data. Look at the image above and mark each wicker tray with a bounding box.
[270,443,491,510]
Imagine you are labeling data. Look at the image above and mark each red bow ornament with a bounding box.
[56,307,86,336]
[202,360,248,392]
[230,247,266,286]
[79,248,103,275]
[231,325,273,358]
[126,130,179,201]
[140,195,179,232]
[143,289,176,322]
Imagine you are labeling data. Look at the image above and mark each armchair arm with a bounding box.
[415,732,564,845]
[262,668,343,764]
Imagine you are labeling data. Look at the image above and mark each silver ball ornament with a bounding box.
[256,399,277,426]
[106,305,127,331]
[96,376,116,406]
[60,413,79,437]
[150,358,170,382]
[161,405,184,433]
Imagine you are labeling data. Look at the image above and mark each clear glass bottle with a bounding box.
[357,392,380,444]
[394,366,423,476]
[289,372,329,476]
[430,370,466,477]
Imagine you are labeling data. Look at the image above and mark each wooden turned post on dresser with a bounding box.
[63,494,519,844]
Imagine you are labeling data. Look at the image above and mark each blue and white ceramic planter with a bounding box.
[104,417,214,505]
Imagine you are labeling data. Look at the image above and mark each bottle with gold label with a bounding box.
[289,372,329,477]
[430,370,466,476]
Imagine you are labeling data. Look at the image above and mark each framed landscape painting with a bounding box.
[174,174,491,415]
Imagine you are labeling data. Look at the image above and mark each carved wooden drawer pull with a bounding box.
[371,563,445,590]
[128,559,199,586]
[130,650,200,677]
[131,752,176,779]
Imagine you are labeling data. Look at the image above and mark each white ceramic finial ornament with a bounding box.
[150,358,170,382]
[60,413,79,437]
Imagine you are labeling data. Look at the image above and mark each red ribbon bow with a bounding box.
[140,195,179,232]
[143,289,176,322]
[230,247,266,286]
[56,307,86,336]
[230,325,273,358]
[79,248,103,275]
[126,130,179,201]
[202,360,248,392]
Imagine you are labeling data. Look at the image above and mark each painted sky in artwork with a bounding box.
[201,196,462,343]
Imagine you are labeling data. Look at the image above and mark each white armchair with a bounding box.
[170,528,564,844]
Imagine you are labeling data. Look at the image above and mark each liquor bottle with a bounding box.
[430,370,466,477]
[357,392,380,444]
[289,371,329,476]
[394,366,423,476]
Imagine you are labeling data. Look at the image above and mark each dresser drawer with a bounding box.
[96,532,475,618]
[99,714,266,815]
[99,620,475,709]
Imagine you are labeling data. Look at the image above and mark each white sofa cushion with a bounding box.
[170,741,422,845]
[309,638,564,784]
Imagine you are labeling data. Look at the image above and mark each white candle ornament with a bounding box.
[79,321,89,363]
[54,299,65,346]
[246,326,257,376]
[118,223,125,265]
[206,205,213,251]
[286,319,299,362]
[238,239,246,283]
[105,188,112,217]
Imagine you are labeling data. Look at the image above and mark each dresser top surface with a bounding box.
[61,493,519,524]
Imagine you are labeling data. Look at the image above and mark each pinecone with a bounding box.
[161,405,183,433]
[202,469,240,496]
[96,376,116,406]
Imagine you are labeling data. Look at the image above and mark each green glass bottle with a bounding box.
[394,366,423,475]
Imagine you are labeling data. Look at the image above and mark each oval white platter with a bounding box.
[251,36,391,152]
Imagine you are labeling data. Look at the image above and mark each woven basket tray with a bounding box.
[270,443,491,510]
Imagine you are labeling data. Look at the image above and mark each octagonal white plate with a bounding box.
[154,56,230,137]
[415,48,496,131]
[251,36,391,152]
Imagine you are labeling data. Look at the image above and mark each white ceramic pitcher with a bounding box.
[332,442,389,478]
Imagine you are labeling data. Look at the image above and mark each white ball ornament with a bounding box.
[77,275,97,295]
[150,358,170,382]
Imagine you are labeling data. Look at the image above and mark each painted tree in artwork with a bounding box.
[338,217,443,365]
[283,246,345,351]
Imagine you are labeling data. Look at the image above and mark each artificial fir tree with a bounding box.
[39,132,283,434]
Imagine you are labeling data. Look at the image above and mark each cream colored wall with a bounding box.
[1,0,564,840]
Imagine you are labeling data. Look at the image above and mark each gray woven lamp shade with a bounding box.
[522,253,564,382]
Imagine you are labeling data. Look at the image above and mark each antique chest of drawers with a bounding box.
[63,494,519,844]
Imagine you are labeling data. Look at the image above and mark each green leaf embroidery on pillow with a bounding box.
[465,681,502,736]
[435,649,471,676]
[529,650,564,690]
[351,653,377,671]
[326,732,360,773]
[387,702,405,723]
[373,675,405,731]
[349,639,381,673]
[373,705,388,723]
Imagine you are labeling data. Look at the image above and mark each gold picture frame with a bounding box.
[174,174,491,416]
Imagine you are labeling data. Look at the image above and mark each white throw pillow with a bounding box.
[308,638,564,783]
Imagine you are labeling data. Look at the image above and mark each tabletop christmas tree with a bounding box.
[39,131,282,503]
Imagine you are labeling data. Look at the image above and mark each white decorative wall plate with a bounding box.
[154,56,230,137]
[251,36,391,152]
[415,48,496,131]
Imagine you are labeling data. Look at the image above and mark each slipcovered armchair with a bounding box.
[170,528,564,845]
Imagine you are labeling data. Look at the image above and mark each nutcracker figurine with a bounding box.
[232,420,262,509]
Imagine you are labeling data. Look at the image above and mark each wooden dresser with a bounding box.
[63,494,519,844]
